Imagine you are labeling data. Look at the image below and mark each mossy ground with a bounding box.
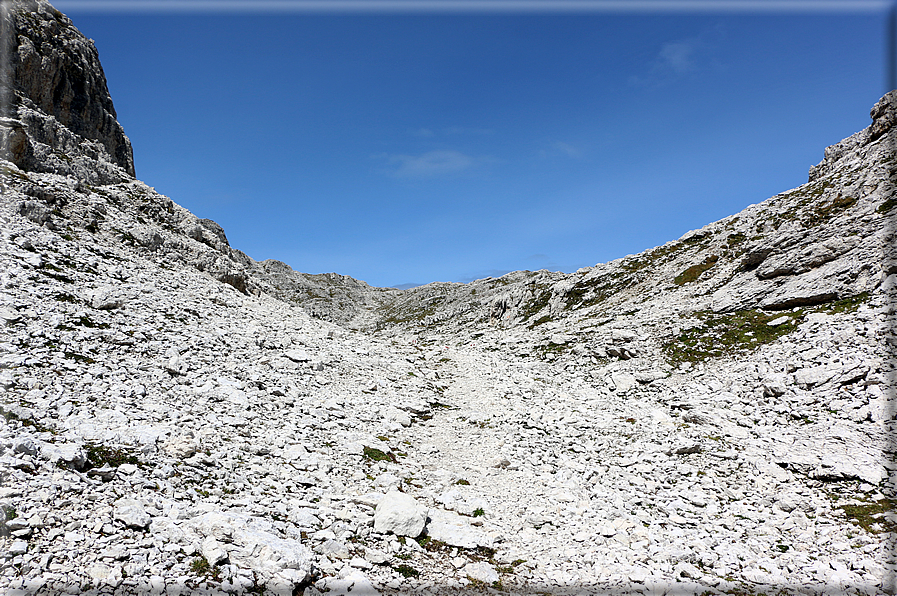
[84,443,141,469]
[837,498,897,534]
[674,255,718,286]
[663,309,801,364]
[662,294,871,364]
[363,445,397,463]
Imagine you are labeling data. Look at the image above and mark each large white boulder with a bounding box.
[424,508,492,549]
[373,490,427,537]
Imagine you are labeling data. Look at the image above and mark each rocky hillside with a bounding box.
[0,1,896,595]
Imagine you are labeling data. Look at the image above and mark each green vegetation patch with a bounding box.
[805,194,858,226]
[0,407,56,435]
[85,443,141,469]
[63,351,96,364]
[674,255,719,286]
[393,564,420,578]
[363,446,397,463]
[190,556,222,581]
[75,315,109,329]
[562,276,621,310]
[519,288,553,321]
[838,498,897,534]
[726,232,746,247]
[815,292,870,315]
[662,308,801,364]
[877,197,897,214]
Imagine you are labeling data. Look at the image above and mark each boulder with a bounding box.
[424,508,492,549]
[373,490,427,537]
[112,498,151,529]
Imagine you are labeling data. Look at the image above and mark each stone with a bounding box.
[424,508,492,549]
[113,498,151,529]
[284,350,312,363]
[163,434,198,459]
[462,561,499,584]
[201,537,228,566]
[794,365,837,387]
[7,0,135,177]
[610,372,637,392]
[363,548,389,565]
[9,540,28,555]
[373,490,427,537]
[12,436,38,456]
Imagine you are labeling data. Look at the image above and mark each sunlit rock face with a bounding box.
[2,0,134,180]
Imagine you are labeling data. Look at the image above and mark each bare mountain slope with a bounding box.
[1,2,896,595]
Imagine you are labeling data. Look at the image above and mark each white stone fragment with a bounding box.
[462,561,499,584]
[373,490,427,537]
[113,498,151,528]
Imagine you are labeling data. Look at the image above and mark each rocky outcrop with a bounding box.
[871,89,897,141]
[1,0,134,181]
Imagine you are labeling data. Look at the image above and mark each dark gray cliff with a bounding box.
[1,0,134,180]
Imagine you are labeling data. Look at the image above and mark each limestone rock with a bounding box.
[424,508,492,549]
[112,498,151,529]
[462,561,499,584]
[373,490,427,537]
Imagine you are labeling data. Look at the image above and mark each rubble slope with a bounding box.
[0,2,896,595]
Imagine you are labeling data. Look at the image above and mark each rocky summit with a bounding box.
[0,2,896,595]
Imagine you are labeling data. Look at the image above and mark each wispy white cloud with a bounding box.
[376,149,479,177]
[552,141,581,158]
[53,1,889,14]
[536,141,582,159]
[629,33,713,86]
[524,253,564,270]
[408,126,494,137]
[658,40,698,75]
[444,126,494,136]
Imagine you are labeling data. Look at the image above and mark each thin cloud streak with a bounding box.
[377,149,476,177]
[52,0,890,14]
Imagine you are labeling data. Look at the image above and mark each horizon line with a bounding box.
[50,0,892,14]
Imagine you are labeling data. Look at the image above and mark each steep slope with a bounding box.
[0,2,896,595]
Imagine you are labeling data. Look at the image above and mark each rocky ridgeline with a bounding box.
[1,1,897,595]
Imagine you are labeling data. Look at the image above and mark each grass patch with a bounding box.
[662,308,801,364]
[674,255,719,285]
[877,197,897,214]
[813,292,870,315]
[394,564,420,578]
[726,232,746,247]
[75,315,109,329]
[806,194,857,225]
[529,315,552,328]
[190,556,222,582]
[838,498,897,534]
[519,288,553,321]
[363,446,397,463]
[63,351,96,364]
[0,407,57,435]
[84,443,140,469]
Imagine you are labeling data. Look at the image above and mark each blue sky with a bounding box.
[57,1,891,288]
